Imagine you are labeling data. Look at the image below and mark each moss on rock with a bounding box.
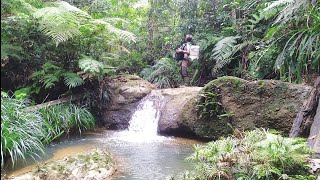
[10,148,116,180]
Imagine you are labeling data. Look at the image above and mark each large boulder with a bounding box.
[102,75,312,140]
[157,87,202,137]
[176,76,312,139]
[102,75,156,129]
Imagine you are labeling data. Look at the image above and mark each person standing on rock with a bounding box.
[176,34,192,86]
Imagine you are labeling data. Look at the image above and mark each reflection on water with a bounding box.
[4,129,202,179]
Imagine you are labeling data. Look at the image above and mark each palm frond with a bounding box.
[211,36,241,73]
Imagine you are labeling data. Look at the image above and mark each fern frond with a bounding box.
[1,44,24,60]
[91,19,136,43]
[211,36,241,73]
[79,56,104,74]
[264,0,308,25]
[33,1,90,46]
[62,72,85,88]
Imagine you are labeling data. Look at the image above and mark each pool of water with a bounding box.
[4,129,202,179]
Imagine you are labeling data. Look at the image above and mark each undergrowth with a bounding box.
[1,93,95,167]
[173,129,315,180]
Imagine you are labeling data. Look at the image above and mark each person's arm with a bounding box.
[176,48,183,53]
[183,43,190,55]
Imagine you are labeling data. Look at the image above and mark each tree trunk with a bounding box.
[23,94,82,112]
[289,76,320,137]
[308,100,320,152]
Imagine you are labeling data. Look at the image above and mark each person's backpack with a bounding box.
[189,45,200,60]
[175,43,186,61]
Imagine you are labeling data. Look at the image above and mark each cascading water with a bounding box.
[5,90,200,180]
[128,99,160,136]
[114,90,165,142]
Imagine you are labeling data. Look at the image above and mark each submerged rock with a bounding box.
[7,148,115,180]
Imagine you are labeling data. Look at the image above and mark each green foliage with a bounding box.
[197,87,226,120]
[1,94,95,167]
[140,58,181,88]
[211,36,242,74]
[1,95,44,167]
[31,62,84,91]
[263,0,320,82]
[183,129,314,180]
[33,1,90,46]
[0,44,24,62]
[39,104,95,144]
[14,87,32,100]
[249,46,279,79]
[78,56,116,79]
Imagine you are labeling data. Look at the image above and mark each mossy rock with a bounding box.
[10,148,116,180]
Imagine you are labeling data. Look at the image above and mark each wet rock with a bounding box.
[102,75,156,129]
[7,148,115,180]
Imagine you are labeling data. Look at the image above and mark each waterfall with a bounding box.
[128,91,163,137]
[110,90,165,142]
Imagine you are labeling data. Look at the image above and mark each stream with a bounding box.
[4,92,203,179]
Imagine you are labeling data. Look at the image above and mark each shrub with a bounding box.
[183,129,315,180]
[140,58,181,88]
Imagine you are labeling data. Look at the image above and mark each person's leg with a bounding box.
[181,60,189,86]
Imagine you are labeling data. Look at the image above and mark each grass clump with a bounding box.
[1,95,44,167]
[182,129,315,180]
[1,93,95,168]
[39,104,95,144]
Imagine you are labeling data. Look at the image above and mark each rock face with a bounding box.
[159,76,312,139]
[186,76,312,139]
[102,75,156,129]
[102,75,312,140]
[156,87,202,137]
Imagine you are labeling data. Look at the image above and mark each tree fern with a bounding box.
[1,43,24,61]
[62,72,85,88]
[211,36,241,74]
[33,1,90,46]
[91,19,136,43]
[78,56,116,77]
[32,63,85,90]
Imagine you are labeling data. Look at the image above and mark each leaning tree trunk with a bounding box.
[289,76,320,137]
[308,100,320,152]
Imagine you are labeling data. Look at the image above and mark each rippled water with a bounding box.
[5,91,202,179]
[5,130,201,179]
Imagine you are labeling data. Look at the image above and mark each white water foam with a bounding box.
[111,91,166,143]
